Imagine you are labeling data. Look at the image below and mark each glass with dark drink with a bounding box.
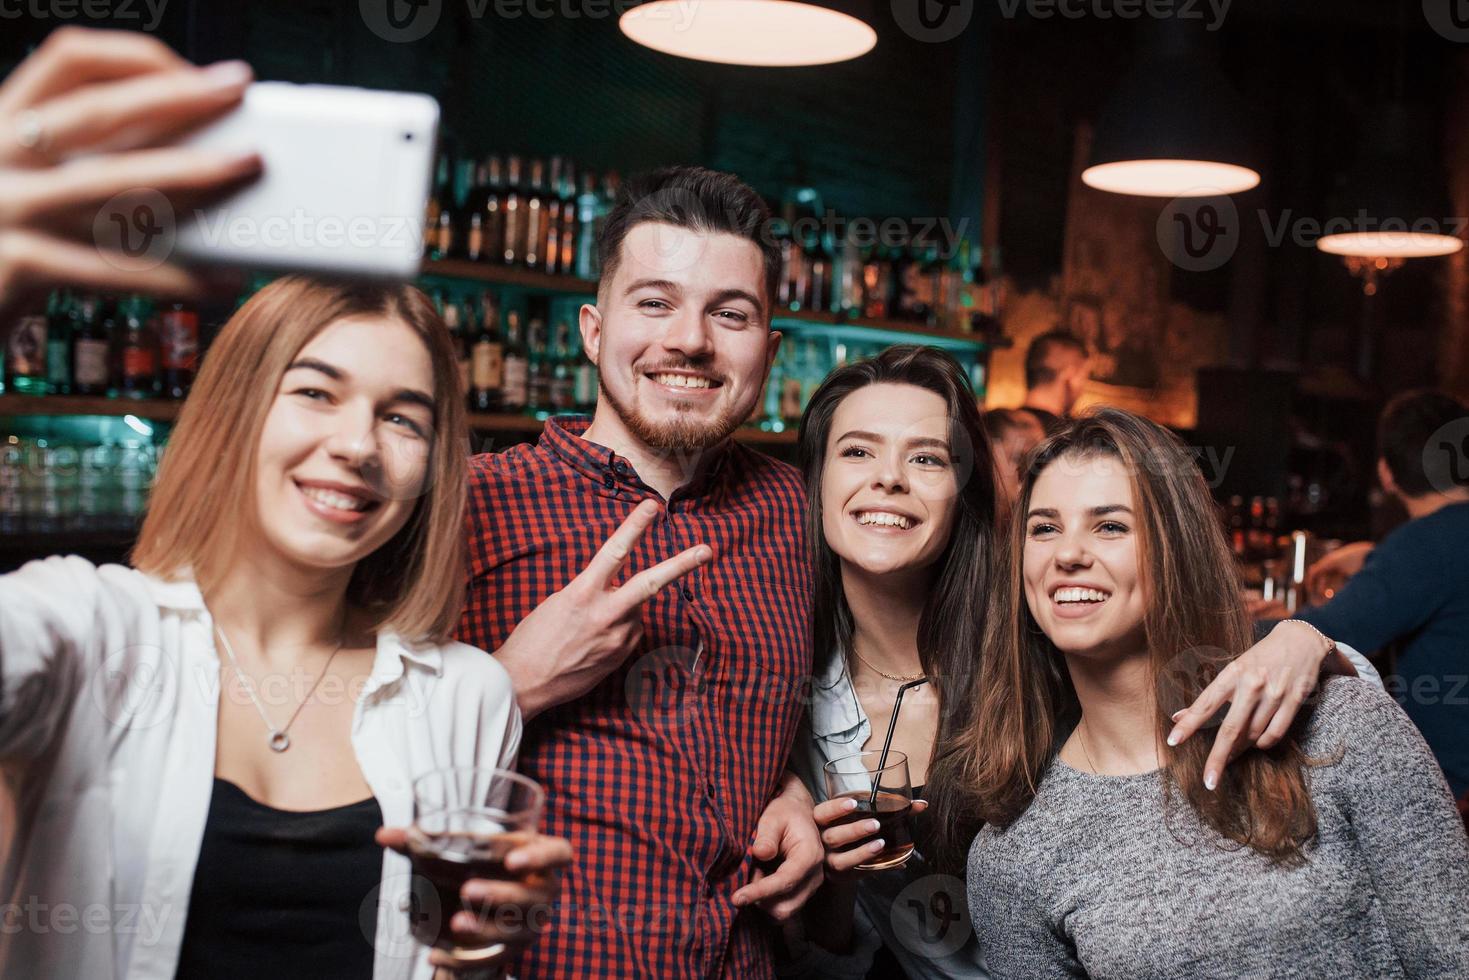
[823,750,915,871]
[406,767,546,967]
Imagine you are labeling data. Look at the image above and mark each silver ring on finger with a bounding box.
[13,109,53,161]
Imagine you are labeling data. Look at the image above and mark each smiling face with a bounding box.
[250,315,436,576]
[581,221,781,452]
[820,383,960,579]
[1022,450,1149,661]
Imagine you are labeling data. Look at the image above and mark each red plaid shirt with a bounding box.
[457,417,811,979]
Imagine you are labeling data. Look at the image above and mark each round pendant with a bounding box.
[269,731,291,752]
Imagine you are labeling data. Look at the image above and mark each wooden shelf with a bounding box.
[466,412,546,433]
[773,308,990,346]
[421,258,990,346]
[0,394,181,420]
[2,396,797,445]
[423,258,599,294]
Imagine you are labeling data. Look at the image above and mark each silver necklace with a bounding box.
[214,622,346,753]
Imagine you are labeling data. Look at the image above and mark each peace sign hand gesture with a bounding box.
[493,499,712,720]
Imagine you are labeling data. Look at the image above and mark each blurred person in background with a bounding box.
[1018,330,1089,433]
[982,407,1045,514]
[1284,389,1469,801]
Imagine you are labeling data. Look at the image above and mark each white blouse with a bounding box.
[0,555,521,980]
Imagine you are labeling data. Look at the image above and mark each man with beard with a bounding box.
[456,166,823,979]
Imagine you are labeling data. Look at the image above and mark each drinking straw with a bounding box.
[869,677,929,808]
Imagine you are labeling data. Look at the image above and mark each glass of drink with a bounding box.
[406,767,546,966]
[822,750,915,871]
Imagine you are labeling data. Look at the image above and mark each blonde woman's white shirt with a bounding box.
[0,555,521,980]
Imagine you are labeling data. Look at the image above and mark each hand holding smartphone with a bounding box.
[173,82,440,280]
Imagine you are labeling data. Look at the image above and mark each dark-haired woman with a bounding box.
[958,409,1469,978]
[784,349,1377,978]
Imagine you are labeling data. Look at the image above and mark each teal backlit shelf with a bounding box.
[421,259,991,349]
[1,396,797,445]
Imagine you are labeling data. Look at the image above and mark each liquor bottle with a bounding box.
[118,297,158,398]
[861,245,893,321]
[441,299,470,400]
[432,161,460,261]
[159,302,199,399]
[550,320,576,414]
[596,171,620,263]
[574,170,601,280]
[804,219,832,313]
[483,155,506,265]
[462,160,492,263]
[500,310,529,413]
[800,338,825,407]
[779,341,803,425]
[71,295,110,396]
[777,201,807,312]
[526,317,551,416]
[502,155,525,266]
[469,293,504,412]
[523,159,547,271]
[835,226,864,317]
[5,302,48,395]
[45,290,72,395]
[424,153,449,258]
[541,157,564,275]
[573,329,598,411]
[558,160,578,276]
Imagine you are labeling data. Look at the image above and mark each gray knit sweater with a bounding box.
[967,678,1469,978]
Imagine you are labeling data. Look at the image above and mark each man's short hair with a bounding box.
[983,407,1032,441]
[1378,388,1469,497]
[1024,330,1088,390]
[597,165,780,315]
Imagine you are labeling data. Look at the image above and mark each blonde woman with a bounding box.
[0,277,570,979]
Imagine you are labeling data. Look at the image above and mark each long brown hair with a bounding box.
[132,275,469,643]
[929,408,1319,872]
[798,344,998,817]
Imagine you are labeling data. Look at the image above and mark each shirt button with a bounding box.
[603,474,615,488]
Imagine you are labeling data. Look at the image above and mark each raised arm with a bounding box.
[1328,680,1469,977]
[0,28,260,325]
[0,555,119,763]
[484,500,710,720]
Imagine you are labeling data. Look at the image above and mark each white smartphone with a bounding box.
[172,82,439,280]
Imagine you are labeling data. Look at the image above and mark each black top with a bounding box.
[174,778,384,980]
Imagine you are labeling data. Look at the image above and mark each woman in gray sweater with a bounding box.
[951,409,1469,979]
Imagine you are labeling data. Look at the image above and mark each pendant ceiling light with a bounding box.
[1082,24,1259,198]
[1316,102,1462,260]
[619,0,877,67]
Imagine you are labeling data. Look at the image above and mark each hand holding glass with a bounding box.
[822,750,915,871]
